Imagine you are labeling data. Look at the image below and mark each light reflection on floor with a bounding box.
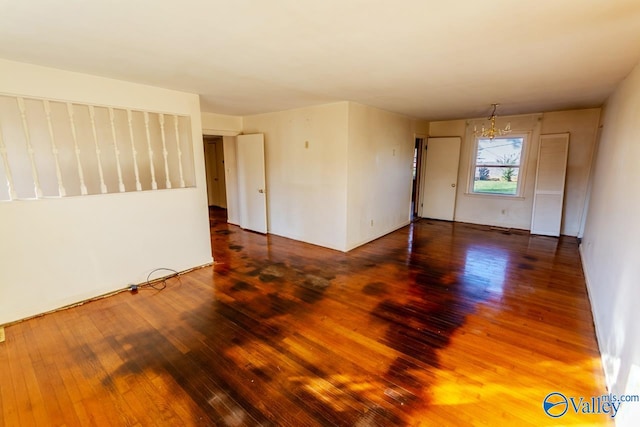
[462,245,508,297]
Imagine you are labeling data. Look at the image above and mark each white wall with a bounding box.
[581,61,640,426]
[242,103,349,251]
[201,112,242,136]
[431,115,541,229]
[0,59,212,324]
[346,102,415,250]
[429,109,600,235]
[240,102,424,251]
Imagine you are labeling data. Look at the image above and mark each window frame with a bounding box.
[468,132,530,198]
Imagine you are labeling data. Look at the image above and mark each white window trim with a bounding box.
[466,131,532,198]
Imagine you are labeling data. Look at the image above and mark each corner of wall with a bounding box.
[578,243,609,389]
[344,102,414,250]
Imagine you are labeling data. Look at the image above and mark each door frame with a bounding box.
[413,134,428,219]
[203,136,226,208]
[202,129,240,222]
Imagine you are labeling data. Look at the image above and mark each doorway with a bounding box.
[203,136,227,208]
[201,133,267,233]
[411,137,426,220]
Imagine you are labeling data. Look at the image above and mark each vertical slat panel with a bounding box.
[127,110,142,191]
[88,106,108,194]
[0,126,17,200]
[112,109,136,191]
[0,94,194,200]
[66,103,88,195]
[178,116,195,187]
[531,133,570,236]
[143,111,158,190]
[70,104,101,195]
[24,99,59,197]
[108,107,126,192]
[159,114,172,189]
[43,101,66,197]
[129,111,150,190]
[16,97,43,198]
[173,115,186,188]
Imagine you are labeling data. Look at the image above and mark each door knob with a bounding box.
[451,184,456,187]
[258,189,265,193]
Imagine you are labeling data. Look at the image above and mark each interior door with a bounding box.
[237,133,267,233]
[204,140,220,207]
[419,137,461,221]
[531,133,569,236]
[214,141,227,208]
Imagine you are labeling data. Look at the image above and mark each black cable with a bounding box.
[139,267,180,291]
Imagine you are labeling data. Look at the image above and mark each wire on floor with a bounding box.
[139,268,181,291]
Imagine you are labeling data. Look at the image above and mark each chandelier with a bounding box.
[474,104,511,140]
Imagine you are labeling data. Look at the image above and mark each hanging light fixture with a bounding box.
[474,103,511,140]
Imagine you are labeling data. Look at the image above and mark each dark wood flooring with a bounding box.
[0,208,611,425]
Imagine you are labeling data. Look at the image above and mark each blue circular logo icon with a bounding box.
[543,392,568,417]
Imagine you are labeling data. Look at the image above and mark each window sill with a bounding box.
[463,192,525,201]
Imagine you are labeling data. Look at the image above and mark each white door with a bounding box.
[531,133,569,236]
[419,137,461,221]
[237,134,267,233]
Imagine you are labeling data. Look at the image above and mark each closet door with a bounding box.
[530,133,569,236]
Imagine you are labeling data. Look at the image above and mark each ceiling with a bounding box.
[2,0,640,121]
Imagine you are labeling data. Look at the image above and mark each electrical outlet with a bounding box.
[0,326,5,343]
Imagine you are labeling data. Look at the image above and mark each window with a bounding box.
[470,136,526,196]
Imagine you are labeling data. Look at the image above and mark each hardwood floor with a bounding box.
[0,208,612,426]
